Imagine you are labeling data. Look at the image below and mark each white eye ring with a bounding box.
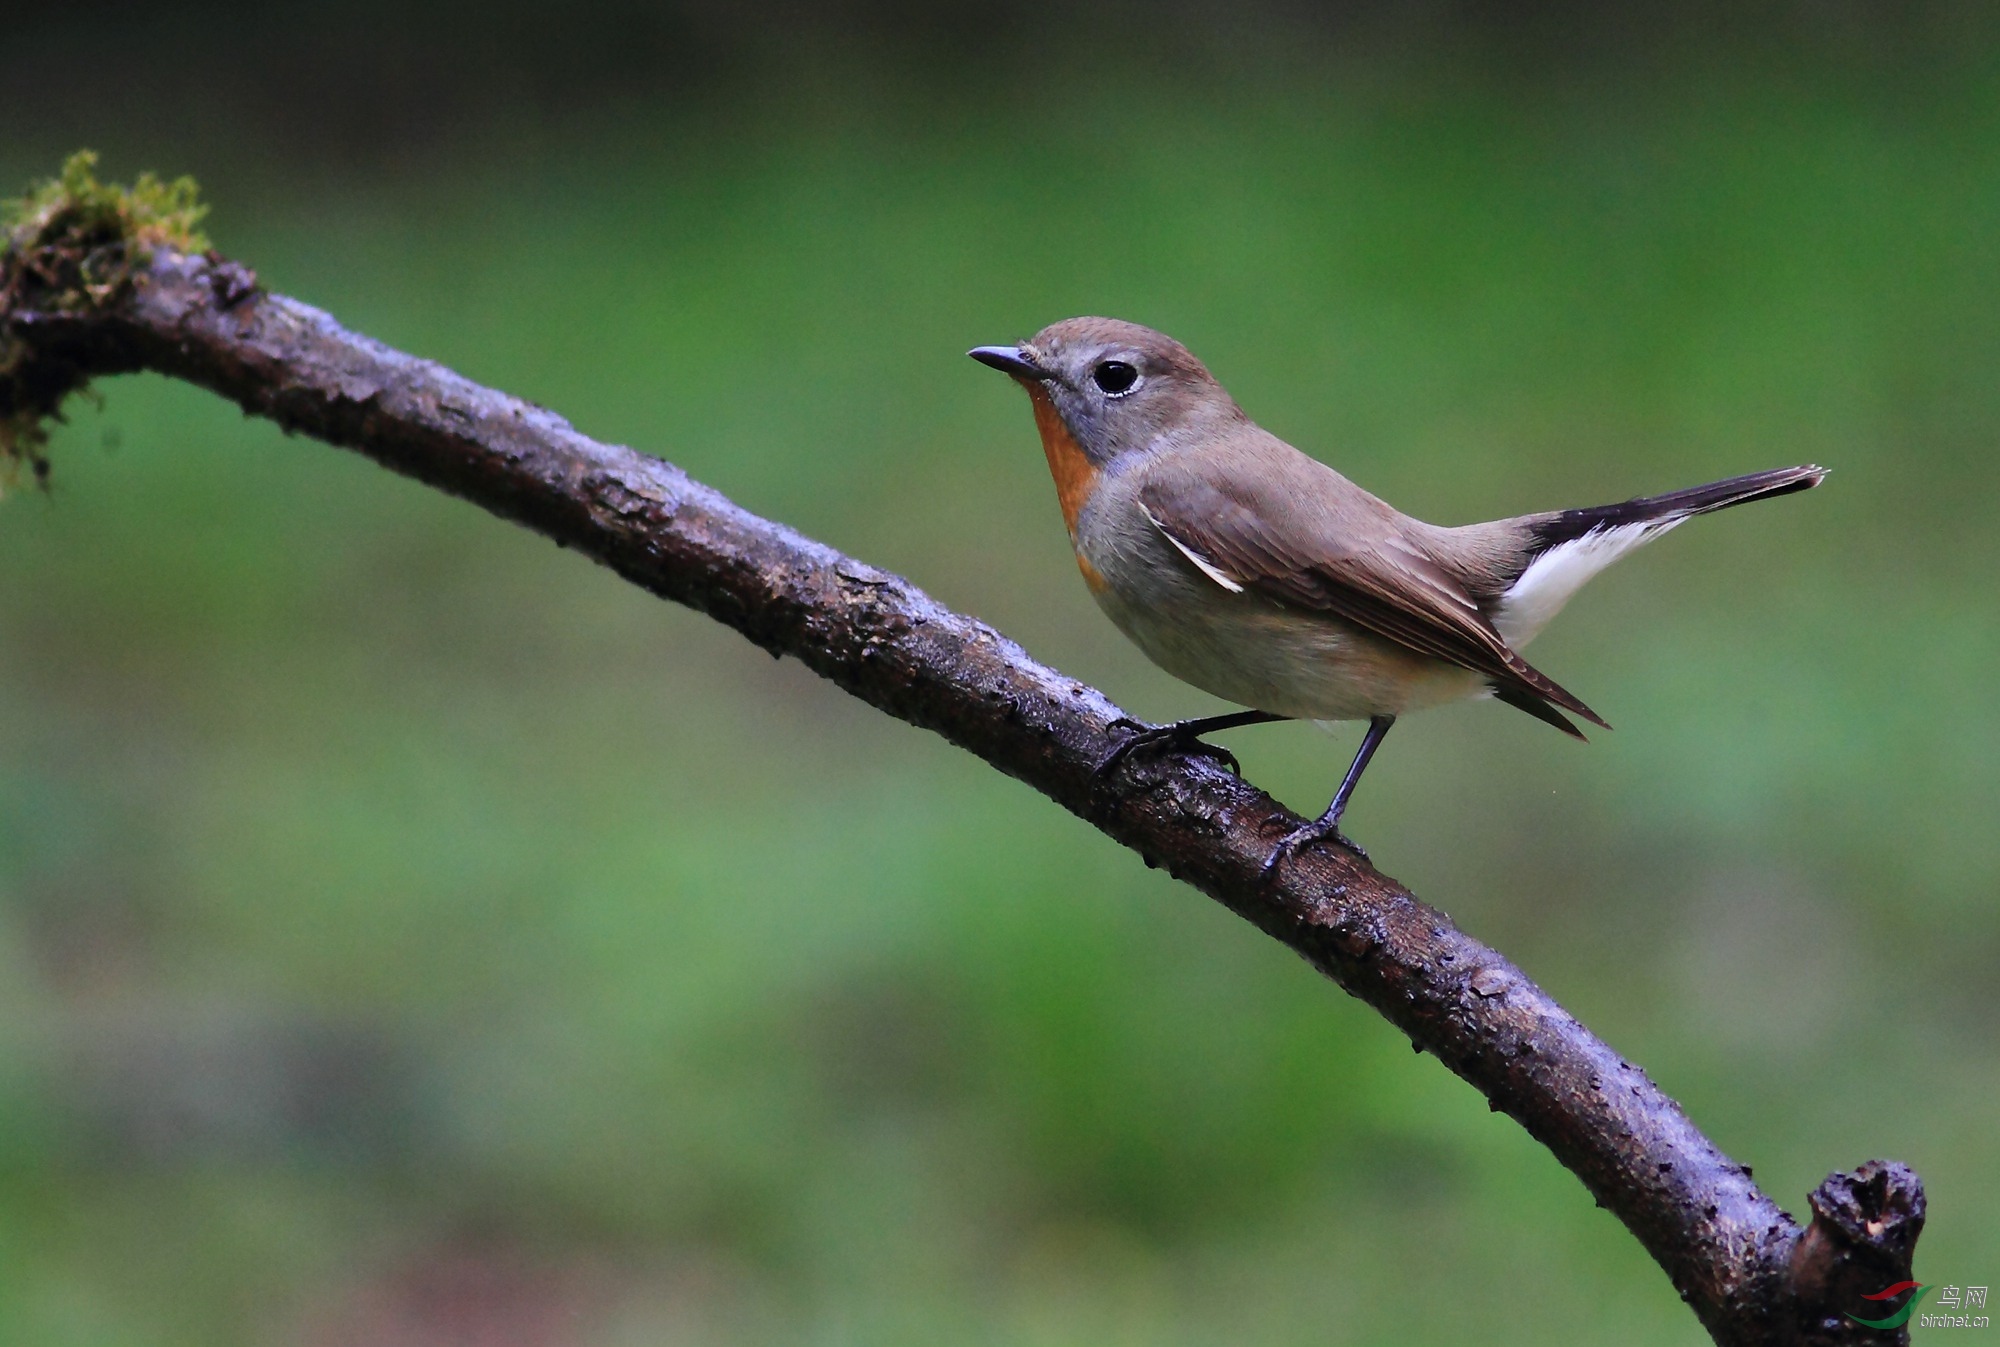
[1091,360,1141,398]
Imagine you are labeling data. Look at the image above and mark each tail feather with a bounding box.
[1528,464,1828,552]
[1490,463,1826,653]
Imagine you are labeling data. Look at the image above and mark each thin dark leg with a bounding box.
[1096,709,1289,780]
[1261,715,1395,877]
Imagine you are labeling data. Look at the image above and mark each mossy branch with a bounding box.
[0,157,1929,1347]
[0,152,212,489]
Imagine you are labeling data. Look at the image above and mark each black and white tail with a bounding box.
[1492,464,1827,650]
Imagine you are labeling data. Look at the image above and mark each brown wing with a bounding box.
[1137,466,1609,737]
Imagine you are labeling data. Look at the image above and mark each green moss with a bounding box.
[0,151,210,492]
[3,149,209,259]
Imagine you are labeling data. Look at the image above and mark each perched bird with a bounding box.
[970,317,1824,872]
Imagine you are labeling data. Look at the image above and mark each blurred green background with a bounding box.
[3,4,1997,1342]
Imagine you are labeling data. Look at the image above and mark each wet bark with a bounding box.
[0,242,1926,1345]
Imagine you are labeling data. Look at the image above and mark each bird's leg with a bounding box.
[1096,709,1288,780]
[1262,715,1395,876]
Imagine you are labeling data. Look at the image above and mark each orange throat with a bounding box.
[1027,385,1100,539]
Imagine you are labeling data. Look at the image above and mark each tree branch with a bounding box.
[0,185,1923,1345]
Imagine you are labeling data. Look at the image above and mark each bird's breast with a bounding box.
[1028,386,1100,537]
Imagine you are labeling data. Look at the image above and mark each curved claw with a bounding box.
[1093,720,1155,779]
[1183,740,1243,776]
[1095,720,1243,781]
[1259,817,1368,881]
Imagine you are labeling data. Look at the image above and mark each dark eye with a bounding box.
[1091,360,1139,396]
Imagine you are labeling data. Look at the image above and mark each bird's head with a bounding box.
[969,317,1240,470]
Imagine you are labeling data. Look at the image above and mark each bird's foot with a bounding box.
[1260,814,1368,880]
[1095,717,1243,781]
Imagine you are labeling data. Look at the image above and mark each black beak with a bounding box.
[967,345,1050,380]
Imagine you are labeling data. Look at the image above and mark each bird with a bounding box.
[968,317,1825,873]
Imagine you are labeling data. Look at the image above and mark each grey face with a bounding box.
[969,316,1238,467]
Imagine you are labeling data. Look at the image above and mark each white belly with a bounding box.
[1086,556,1488,722]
